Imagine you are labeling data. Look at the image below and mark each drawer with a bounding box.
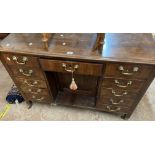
[2,53,39,68]
[16,78,47,88]
[102,78,144,92]
[98,96,134,107]
[96,104,130,114]
[105,63,154,79]
[40,59,103,76]
[10,66,45,80]
[101,88,137,99]
[26,94,52,103]
[21,87,50,96]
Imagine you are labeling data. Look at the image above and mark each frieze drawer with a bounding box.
[39,59,103,76]
[2,53,39,68]
[105,63,154,80]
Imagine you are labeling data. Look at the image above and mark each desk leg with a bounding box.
[26,101,33,109]
[121,114,130,120]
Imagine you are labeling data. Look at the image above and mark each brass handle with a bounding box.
[24,80,38,87]
[32,95,44,101]
[12,56,28,65]
[19,69,33,76]
[111,89,127,97]
[62,63,79,73]
[28,88,41,94]
[110,99,124,105]
[114,80,132,88]
[106,105,121,112]
[119,66,139,76]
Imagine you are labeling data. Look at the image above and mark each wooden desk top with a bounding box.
[0,33,155,65]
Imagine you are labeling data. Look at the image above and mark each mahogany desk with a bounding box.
[0,33,155,119]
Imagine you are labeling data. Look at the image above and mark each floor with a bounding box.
[0,61,155,121]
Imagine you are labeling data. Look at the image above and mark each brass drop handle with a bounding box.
[24,80,38,87]
[110,99,124,105]
[28,88,41,94]
[119,66,139,76]
[62,63,79,73]
[32,95,44,101]
[19,69,33,76]
[62,63,78,91]
[111,89,128,97]
[12,56,28,65]
[114,80,132,88]
[106,105,121,112]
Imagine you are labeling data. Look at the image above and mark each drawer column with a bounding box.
[1,53,53,105]
[96,62,155,119]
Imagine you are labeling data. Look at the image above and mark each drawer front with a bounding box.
[26,94,52,103]
[10,67,45,79]
[99,96,134,107]
[96,104,130,114]
[21,87,50,96]
[102,78,145,92]
[101,88,136,99]
[40,59,103,76]
[16,78,47,88]
[105,63,154,79]
[2,53,39,68]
